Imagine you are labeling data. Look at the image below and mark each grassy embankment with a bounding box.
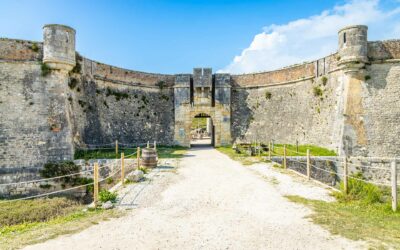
[287,177,400,249]
[74,145,187,160]
[216,143,336,165]
[0,198,122,249]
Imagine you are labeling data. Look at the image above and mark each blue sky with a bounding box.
[1,0,399,74]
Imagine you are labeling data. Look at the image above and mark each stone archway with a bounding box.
[173,68,231,147]
[190,113,214,147]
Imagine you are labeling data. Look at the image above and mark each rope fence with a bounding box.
[259,141,398,212]
[1,140,158,207]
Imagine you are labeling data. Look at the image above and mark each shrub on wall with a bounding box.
[106,87,129,101]
[321,76,328,85]
[68,78,78,89]
[40,161,80,185]
[30,42,39,52]
[157,80,166,89]
[40,63,51,76]
[313,86,323,97]
[265,91,272,100]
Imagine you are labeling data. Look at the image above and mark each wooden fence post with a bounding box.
[307,149,311,180]
[283,145,287,169]
[115,140,118,158]
[93,162,99,206]
[137,147,140,169]
[121,152,125,185]
[268,141,272,160]
[391,160,397,212]
[147,141,150,148]
[343,157,348,194]
[154,141,157,150]
[296,140,299,153]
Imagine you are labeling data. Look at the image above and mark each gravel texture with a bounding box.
[25,147,365,250]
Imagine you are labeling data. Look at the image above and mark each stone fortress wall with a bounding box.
[1,24,400,192]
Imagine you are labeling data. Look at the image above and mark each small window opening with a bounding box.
[343,32,346,44]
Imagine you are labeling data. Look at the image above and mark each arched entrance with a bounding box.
[190,113,214,147]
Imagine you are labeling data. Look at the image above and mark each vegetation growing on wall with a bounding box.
[157,80,166,89]
[265,91,272,100]
[30,42,39,52]
[68,78,78,89]
[40,63,51,76]
[313,86,323,97]
[105,87,129,101]
[71,61,81,74]
[161,94,169,101]
[40,161,93,190]
[321,76,328,85]
[78,100,86,108]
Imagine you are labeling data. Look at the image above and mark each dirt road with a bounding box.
[25,147,364,250]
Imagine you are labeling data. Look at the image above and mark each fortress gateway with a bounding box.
[1,24,400,185]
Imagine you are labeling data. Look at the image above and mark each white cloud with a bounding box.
[219,0,400,74]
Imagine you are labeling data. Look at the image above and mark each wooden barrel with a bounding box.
[141,148,158,168]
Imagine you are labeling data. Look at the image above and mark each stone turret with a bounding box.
[43,24,76,72]
[338,25,368,67]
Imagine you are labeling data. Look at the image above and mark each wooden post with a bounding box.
[115,140,118,158]
[154,141,157,150]
[391,160,397,212]
[137,147,140,169]
[307,149,311,180]
[268,141,272,160]
[147,141,150,148]
[258,141,261,157]
[296,140,299,153]
[93,162,99,206]
[121,152,125,185]
[283,145,287,169]
[343,157,348,194]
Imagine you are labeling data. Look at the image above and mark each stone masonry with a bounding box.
[1,24,400,194]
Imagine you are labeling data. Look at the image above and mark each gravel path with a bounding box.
[25,147,365,250]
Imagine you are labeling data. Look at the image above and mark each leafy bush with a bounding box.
[105,87,129,101]
[99,190,117,203]
[157,80,166,89]
[71,61,81,73]
[321,76,328,85]
[68,78,78,89]
[265,91,272,100]
[313,86,323,97]
[365,75,371,81]
[138,166,148,174]
[30,42,39,52]
[41,63,51,76]
[40,161,80,184]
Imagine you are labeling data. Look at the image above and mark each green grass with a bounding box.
[286,195,400,249]
[75,146,187,160]
[216,146,268,165]
[74,148,139,160]
[272,144,337,156]
[0,198,122,249]
[0,208,121,249]
[286,176,399,249]
[217,144,336,163]
[0,198,79,226]
[157,146,187,159]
